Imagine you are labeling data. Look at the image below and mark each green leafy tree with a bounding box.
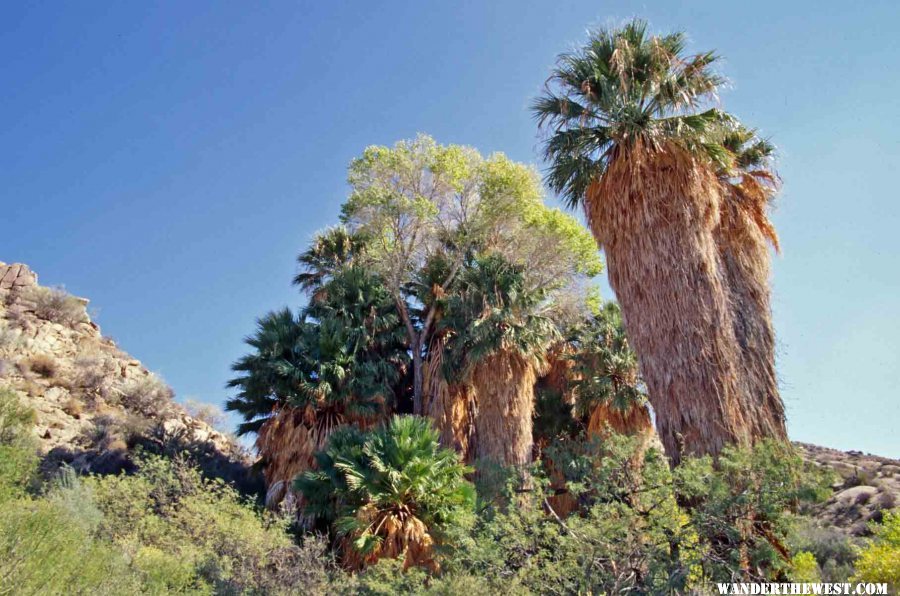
[341,135,600,414]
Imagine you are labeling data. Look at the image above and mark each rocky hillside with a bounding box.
[0,262,252,487]
[797,443,899,536]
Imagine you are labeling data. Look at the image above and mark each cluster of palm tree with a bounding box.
[227,17,787,571]
[533,18,785,463]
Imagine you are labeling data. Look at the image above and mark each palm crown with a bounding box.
[532,18,732,209]
[295,416,474,563]
[438,254,557,381]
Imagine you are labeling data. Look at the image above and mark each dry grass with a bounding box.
[26,353,58,378]
[118,374,173,415]
[183,399,225,429]
[585,140,754,463]
[62,396,83,419]
[24,286,87,326]
[470,350,537,467]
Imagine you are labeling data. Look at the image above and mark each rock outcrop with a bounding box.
[796,442,899,536]
[0,261,252,487]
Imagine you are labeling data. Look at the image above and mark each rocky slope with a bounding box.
[796,442,899,536]
[0,261,252,486]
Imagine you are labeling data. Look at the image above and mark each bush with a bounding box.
[788,519,859,582]
[183,398,226,429]
[25,353,58,378]
[852,510,900,586]
[24,285,87,326]
[0,388,39,501]
[118,374,173,415]
[0,322,24,352]
[86,454,323,594]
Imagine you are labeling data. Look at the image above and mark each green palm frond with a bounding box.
[533,18,733,208]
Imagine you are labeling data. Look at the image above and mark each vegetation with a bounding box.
[533,18,786,462]
[1,13,883,594]
[296,416,474,570]
[851,510,900,586]
[21,285,87,326]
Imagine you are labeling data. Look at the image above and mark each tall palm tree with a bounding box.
[533,19,773,462]
[715,125,786,440]
[295,416,474,571]
[438,254,557,468]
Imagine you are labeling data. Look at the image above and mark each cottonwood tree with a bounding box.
[340,134,601,413]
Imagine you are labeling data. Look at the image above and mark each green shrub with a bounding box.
[0,497,142,595]
[86,454,323,594]
[788,518,859,581]
[852,510,900,586]
[0,388,38,501]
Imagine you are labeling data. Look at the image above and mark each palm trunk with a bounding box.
[471,350,536,467]
[423,338,476,461]
[716,196,786,440]
[586,142,755,464]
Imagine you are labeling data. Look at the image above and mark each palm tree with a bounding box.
[295,416,475,570]
[293,226,367,299]
[533,19,771,462]
[227,266,408,509]
[438,254,557,468]
[715,125,786,440]
[569,303,653,441]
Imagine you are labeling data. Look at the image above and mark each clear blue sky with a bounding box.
[2,2,898,456]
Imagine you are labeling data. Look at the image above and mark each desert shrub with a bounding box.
[118,373,173,415]
[674,440,833,583]
[24,285,87,326]
[0,388,39,501]
[26,353,58,378]
[790,551,821,582]
[852,510,900,586]
[877,491,896,510]
[62,396,83,418]
[183,398,226,429]
[788,519,859,581]
[0,497,142,595]
[86,454,320,594]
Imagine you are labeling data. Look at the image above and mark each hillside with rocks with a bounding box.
[0,261,252,487]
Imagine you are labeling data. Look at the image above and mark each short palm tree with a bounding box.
[227,266,408,508]
[715,125,786,440]
[439,254,558,468]
[570,303,652,439]
[295,416,475,570]
[533,19,768,462]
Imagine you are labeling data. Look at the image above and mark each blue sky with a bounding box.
[2,2,898,456]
